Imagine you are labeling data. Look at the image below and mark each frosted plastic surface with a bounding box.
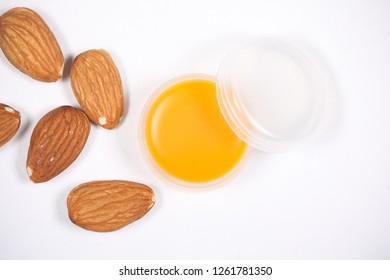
[217,37,325,152]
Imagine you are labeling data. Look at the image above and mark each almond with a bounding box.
[0,7,64,82]
[70,49,124,129]
[67,180,155,232]
[0,103,21,148]
[26,106,90,183]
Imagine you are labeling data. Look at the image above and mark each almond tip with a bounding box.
[99,116,107,126]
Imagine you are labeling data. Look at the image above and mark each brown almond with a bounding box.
[0,7,64,82]
[67,180,155,232]
[70,49,124,129]
[0,103,21,148]
[26,106,90,183]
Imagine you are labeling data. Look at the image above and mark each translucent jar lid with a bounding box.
[217,36,326,152]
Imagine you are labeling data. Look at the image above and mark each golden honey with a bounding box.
[144,78,247,183]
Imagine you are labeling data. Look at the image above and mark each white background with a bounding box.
[0,0,389,259]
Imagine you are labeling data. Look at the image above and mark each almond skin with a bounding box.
[0,7,64,82]
[26,106,90,183]
[0,103,21,148]
[67,180,155,232]
[70,49,124,129]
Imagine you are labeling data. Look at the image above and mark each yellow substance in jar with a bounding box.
[145,78,247,183]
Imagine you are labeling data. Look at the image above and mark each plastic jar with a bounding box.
[139,36,326,189]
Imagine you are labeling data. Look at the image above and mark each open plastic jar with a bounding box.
[139,36,326,189]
